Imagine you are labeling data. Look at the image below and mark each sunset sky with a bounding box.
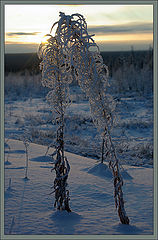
[5,4,153,53]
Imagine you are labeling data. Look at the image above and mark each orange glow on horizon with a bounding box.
[93,33,153,42]
[5,32,153,47]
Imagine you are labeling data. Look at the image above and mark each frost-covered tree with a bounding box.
[38,26,72,212]
[60,12,129,224]
[52,13,115,162]
[38,12,129,223]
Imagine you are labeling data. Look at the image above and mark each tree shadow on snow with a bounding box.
[40,166,52,168]
[30,155,53,162]
[5,150,26,154]
[50,210,82,234]
[5,166,25,170]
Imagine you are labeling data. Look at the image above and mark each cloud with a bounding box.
[98,5,153,24]
[7,32,40,36]
[5,43,38,53]
[88,22,153,35]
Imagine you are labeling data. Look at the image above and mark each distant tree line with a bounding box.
[5,49,153,76]
[5,48,153,96]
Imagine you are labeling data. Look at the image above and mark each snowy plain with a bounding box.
[4,82,155,236]
[5,85,153,167]
[5,139,153,235]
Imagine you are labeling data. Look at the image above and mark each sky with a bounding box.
[5,4,153,53]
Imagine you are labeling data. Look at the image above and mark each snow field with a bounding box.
[5,91,153,167]
[4,139,153,235]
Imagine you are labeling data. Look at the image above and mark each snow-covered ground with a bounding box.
[4,82,154,236]
[5,139,153,235]
[5,86,153,167]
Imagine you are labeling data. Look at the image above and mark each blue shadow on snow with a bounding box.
[113,223,142,235]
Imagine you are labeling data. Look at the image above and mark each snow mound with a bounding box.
[113,223,142,234]
[87,163,113,178]
[49,211,82,234]
[30,155,53,162]
[51,210,82,223]
[86,163,132,180]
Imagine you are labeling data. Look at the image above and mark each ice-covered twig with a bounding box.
[23,139,30,180]
[7,178,12,190]
[9,216,15,234]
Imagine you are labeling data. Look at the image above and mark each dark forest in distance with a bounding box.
[5,50,153,77]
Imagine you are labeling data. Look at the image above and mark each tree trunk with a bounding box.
[101,138,105,163]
